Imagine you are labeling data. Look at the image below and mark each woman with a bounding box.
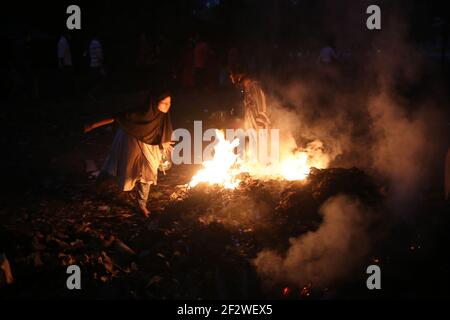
[84,90,174,217]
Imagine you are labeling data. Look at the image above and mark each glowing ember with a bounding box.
[282,287,291,296]
[300,283,312,297]
[189,130,331,189]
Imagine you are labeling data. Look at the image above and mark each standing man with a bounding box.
[87,33,105,101]
[318,37,339,66]
[229,67,272,163]
[57,32,72,70]
[57,32,73,98]
[229,67,271,131]
[193,35,210,92]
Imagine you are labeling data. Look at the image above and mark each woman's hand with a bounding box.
[84,123,94,133]
[162,141,175,153]
[84,118,114,133]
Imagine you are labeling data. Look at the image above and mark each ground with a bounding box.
[0,88,449,299]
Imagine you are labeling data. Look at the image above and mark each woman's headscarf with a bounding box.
[115,89,173,146]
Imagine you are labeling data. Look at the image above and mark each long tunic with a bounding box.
[243,80,270,130]
[102,128,162,191]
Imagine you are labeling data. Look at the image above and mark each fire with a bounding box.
[189,131,242,189]
[280,152,310,181]
[280,140,330,181]
[189,130,330,189]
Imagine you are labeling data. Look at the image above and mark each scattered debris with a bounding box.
[0,167,411,299]
[300,283,312,298]
[98,205,110,212]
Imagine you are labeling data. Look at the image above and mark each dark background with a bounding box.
[1,0,449,90]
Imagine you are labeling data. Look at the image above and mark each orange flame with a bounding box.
[189,130,330,189]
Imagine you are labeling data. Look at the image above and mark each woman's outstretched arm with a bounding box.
[84,118,114,133]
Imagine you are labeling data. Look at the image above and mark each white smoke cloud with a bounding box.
[253,195,373,289]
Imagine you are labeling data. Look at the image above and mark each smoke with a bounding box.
[251,0,447,289]
[253,195,373,289]
[267,95,346,168]
[367,91,433,211]
[261,0,445,213]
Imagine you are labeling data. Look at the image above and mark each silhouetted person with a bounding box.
[57,32,72,70]
[229,66,271,131]
[194,35,210,92]
[86,32,105,101]
[57,31,73,99]
[318,38,339,66]
[12,31,37,100]
[180,37,195,90]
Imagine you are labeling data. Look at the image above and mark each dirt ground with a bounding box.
[0,88,449,299]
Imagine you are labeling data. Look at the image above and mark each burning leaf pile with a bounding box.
[0,165,383,299]
[170,167,381,247]
[188,130,332,189]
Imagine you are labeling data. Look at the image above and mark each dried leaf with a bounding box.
[114,239,136,256]
[146,275,163,287]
